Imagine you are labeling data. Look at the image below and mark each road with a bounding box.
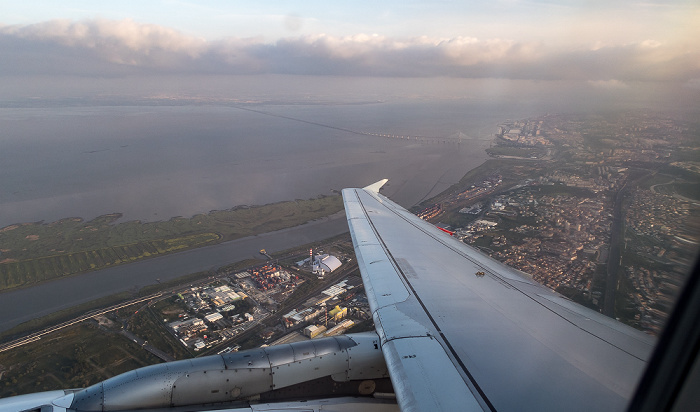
[120,329,175,362]
[603,182,625,318]
[603,170,653,318]
[0,212,349,333]
[0,293,162,353]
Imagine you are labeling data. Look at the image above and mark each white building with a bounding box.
[169,318,205,331]
[204,285,242,307]
[313,254,342,276]
[204,312,224,323]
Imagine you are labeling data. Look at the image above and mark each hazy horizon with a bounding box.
[1,77,697,229]
[1,1,697,226]
[0,1,697,104]
[1,99,498,228]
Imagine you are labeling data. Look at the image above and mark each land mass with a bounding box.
[415,111,700,334]
[0,196,343,292]
[1,110,698,398]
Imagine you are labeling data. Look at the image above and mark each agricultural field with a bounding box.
[0,323,161,398]
[126,305,193,360]
[0,233,220,290]
[0,195,343,291]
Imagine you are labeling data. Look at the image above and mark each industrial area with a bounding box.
[1,111,696,399]
[413,112,698,335]
[125,244,371,357]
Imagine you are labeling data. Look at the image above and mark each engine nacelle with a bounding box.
[60,332,386,411]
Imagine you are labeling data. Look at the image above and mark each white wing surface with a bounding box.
[342,180,655,412]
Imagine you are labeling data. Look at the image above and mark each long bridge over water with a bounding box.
[234,106,475,144]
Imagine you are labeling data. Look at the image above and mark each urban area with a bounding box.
[416,111,699,335]
[1,110,697,398]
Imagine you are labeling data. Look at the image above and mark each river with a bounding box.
[0,99,550,333]
[0,101,511,228]
[0,212,349,333]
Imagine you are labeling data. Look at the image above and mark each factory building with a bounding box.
[204,285,242,307]
[328,305,348,321]
[169,318,207,339]
[324,320,355,337]
[204,312,223,323]
[303,324,327,339]
[312,254,342,276]
[283,308,323,325]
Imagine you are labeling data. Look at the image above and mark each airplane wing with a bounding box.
[342,180,656,411]
[0,180,660,412]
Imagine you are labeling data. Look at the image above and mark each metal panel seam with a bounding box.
[363,189,651,360]
[352,189,497,412]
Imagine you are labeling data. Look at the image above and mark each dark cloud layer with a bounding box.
[1,19,698,82]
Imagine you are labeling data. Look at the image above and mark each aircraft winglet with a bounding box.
[363,179,389,193]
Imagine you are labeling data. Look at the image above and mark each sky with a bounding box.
[1,1,699,100]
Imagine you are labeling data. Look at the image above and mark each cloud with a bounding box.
[3,19,205,54]
[588,79,628,89]
[1,19,698,82]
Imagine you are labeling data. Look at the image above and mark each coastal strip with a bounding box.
[0,212,348,333]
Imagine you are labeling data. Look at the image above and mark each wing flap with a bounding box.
[382,336,485,411]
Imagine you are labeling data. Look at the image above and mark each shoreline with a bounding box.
[0,151,489,332]
[0,153,489,334]
[0,196,344,292]
[0,211,350,333]
[0,102,495,229]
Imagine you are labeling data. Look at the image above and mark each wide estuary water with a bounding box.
[0,100,543,227]
[0,98,550,331]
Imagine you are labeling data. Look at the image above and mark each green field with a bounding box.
[0,196,343,291]
[0,323,161,398]
[0,233,220,290]
[127,305,193,360]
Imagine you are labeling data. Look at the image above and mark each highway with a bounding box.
[603,171,652,318]
[0,293,162,353]
[120,329,175,362]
